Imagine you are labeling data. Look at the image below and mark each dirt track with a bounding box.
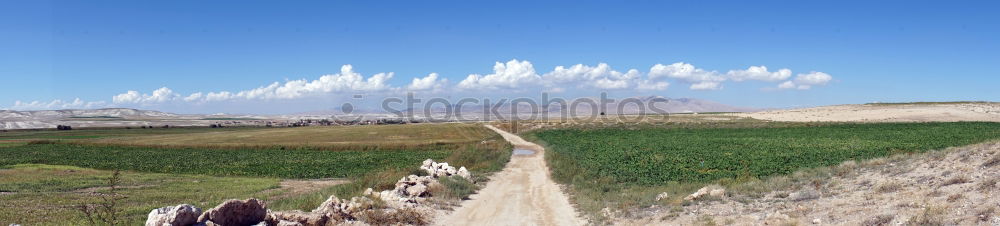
[435,125,584,226]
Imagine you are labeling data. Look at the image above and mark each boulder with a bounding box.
[267,210,327,226]
[655,192,670,201]
[145,204,202,226]
[197,199,267,226]
[406,183,428,197]
[684,186,725,201]
[457,167,471,180]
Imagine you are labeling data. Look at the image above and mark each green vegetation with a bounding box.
[0,164,278,225]
[0,143,450,179]
[527,122,1000,221]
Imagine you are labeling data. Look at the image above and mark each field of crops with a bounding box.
[0,143,450,179]
[532,122,1000,185]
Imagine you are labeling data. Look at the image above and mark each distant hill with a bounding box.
[0,108,183,129]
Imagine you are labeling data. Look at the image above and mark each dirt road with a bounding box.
[435,125,585,226]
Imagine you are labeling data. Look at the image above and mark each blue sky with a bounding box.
[2,0,998,114]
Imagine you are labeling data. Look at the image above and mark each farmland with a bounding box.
[527,122,1000,219]
[0,123,511,225]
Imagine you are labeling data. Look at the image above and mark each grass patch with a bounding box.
[268,135,511,210]
[0,164,279,225]
[527,122,1000,221]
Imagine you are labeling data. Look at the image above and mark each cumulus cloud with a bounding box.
[727,66,792,82]
[648,62,727,90]
[113,87,179,104]
[407,73,448,91]
[540,63,643,90]
[776,71,833,90]
[7,98,107,110]
[457,59,541,90]
[7,60,835,111]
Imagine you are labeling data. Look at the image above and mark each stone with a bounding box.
[684,187,711,201]
[197,199,267,226]
[145,204,202,226]
[812,218,822,224]
[268,210,328,226]
[406,183,428,197]
[457,167,472,180]
[655,192,670,201]
[709,188,726,197]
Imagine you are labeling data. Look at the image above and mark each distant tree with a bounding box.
[161,125,170,129]
[56,125,73,130]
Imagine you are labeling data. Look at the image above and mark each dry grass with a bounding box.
[875,181,903,193]
[907,206,946,226]
[862,214,894,226]
[982,154,1000,168]
[940,175,971,187]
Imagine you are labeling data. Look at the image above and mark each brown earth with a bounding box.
[435,125,585,226]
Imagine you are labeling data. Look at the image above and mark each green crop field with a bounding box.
[528,122,1000,220]
[0,143,450,179]
[533,122,1000,184]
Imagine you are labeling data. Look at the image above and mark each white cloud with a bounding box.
[7,60,835,111]
[113,87,179,104]
[540,63,642,90]
[457,59,541,90]
[777,81,796,89]
[636,80,670,90]
[794,71,833,85]
[407,73,448,91]
[690,81,722,90]
[648,62,727,90]
[727,66,792,82]
[7,98,107,110]
[776,71,833,90]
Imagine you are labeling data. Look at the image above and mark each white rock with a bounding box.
[655,192,670,201]
[457,167,472,180]
[145,204,201,226]
[812,218,822,224]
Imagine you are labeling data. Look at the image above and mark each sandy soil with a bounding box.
[738,102,1000,122]
[435,125,585,226]
[620,141,1000,225]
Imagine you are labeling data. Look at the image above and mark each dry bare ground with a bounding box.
[435,125,585,226]
[738,102,1000,122]
[623,141,1000,225]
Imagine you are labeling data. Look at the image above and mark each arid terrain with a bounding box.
[738,102,1000,122]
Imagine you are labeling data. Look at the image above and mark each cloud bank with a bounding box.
[3,60,833,111]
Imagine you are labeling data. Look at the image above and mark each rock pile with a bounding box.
[420,159,471,180]
[146,159,473,226]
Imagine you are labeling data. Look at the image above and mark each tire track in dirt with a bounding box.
[436,125,585,226]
